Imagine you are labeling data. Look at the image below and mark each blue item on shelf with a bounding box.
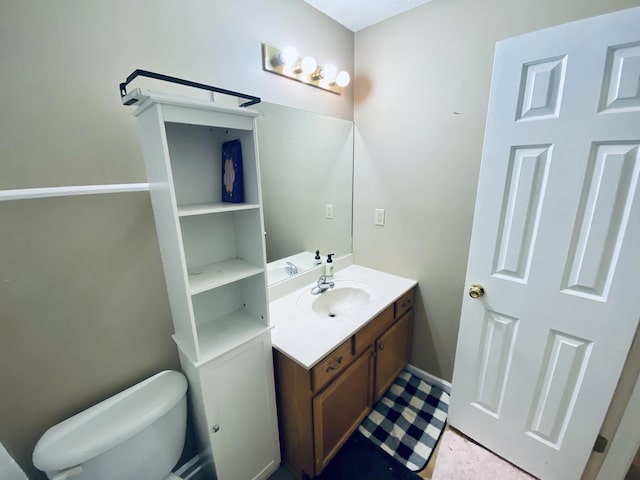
[222,139,244,203]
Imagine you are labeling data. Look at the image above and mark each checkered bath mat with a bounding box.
[358,370,450,472]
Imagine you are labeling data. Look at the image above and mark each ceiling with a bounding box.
[303,0,434,32]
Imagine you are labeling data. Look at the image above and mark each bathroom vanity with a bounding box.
[269,265,416,479]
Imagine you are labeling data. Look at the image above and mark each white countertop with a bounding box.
[269,264,417,369]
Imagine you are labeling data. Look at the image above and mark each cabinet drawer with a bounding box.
[311,340,353,392]
[394,289,414,319]
[353,305,394,355]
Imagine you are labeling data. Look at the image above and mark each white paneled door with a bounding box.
[449,7,640,480]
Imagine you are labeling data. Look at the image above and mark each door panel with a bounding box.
[472,311,518,418]
[516,56,566,121]
[526,331,592,449]
[493,145,551,282]
[449,7,640,480]
[562,142,639,299]
[600,42,640,113]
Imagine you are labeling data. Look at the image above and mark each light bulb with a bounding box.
[279,46,298,66]
[336,71,350,87]
[300,56,317,75]
[321,64,337,82]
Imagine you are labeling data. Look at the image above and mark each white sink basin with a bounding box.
[297,281,376,318]
[312,287,371,317]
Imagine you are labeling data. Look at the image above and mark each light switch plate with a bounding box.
[375,208,385,226]
[325,204,334,219]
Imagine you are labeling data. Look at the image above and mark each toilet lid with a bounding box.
[33,370,187,471]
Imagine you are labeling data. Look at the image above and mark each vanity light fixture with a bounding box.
[262,43,350,95]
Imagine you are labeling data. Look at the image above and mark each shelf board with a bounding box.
[178,202,260,217]
[188,258,263,295]
[195,310,271,364]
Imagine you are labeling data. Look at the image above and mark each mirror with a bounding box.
[256,103,353,285]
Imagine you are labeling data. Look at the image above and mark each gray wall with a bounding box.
[352,0,640,381]
[0,1,352,477]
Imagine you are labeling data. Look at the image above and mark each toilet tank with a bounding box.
[33,370,188,480]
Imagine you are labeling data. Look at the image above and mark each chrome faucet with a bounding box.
[284,261,298,276]
[310,275,335,295]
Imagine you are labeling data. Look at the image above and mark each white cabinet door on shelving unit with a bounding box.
[200,332,280,480]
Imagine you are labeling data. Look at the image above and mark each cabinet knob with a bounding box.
[379,344,385,351]
[212,424,220,433]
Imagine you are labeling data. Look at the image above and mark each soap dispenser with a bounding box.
[325,253,335,277]
[313,250,322,266]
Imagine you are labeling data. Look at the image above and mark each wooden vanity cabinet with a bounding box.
[274,287,415,479]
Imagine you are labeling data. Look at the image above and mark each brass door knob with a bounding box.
[469,284,485,298]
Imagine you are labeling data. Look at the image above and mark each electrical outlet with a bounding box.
[375,208,385,226]
[325,204,334,219]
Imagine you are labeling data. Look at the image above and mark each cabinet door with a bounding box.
[312,348,374,475]
[201,333,280,480]
[374,311,412,402]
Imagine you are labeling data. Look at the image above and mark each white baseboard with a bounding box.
[406,364,452,395]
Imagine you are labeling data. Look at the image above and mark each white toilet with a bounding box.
[32,370,188,480]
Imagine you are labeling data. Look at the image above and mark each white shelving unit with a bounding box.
[127,88,280,480]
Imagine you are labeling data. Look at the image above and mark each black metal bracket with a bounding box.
[119,69,261,107]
